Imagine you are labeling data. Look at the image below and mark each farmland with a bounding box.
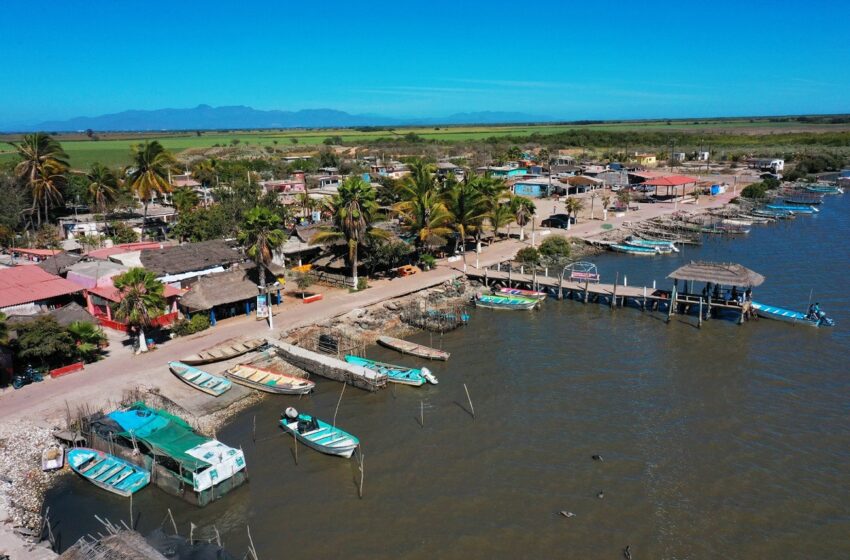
[2,117,850,169]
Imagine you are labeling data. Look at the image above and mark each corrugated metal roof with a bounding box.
[0,266,83,309]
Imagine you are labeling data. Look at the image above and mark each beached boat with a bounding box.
[41,444,64,472]
[702,224,751,235]
[377,335,450,360]
[625,237,679,252]
[610,243,660,255]
[497,287,548,300]
[805,185,843,194]
[738,214,774,224]
[722,218,754,227]
[784,194,823,205]
[179,338,266,366]
[67,448,150,497]
[168,361,233,397]
[751,302,835,327]
[752,208,794,220]
[344,355,435,386]
[766,204,818,214]
[279,408,359,458]
[225,364,315,395]
[475,294,539,310]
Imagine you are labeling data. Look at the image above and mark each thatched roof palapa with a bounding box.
[668,261,765,287]
[140,240,243,276]
[179,264,261,312]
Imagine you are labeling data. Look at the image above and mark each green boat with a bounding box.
[344,355,436,385]
[280,408,360,458]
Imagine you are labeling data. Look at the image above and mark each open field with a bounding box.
[2,117,850,169]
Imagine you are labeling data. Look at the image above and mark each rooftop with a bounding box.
[0,266,83,309]
[140,240,243,276]
[668,261,765,287]
[178,264,260,312]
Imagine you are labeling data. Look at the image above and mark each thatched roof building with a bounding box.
[668,261,765,287]
[140,240,243,277]
[179,264,261,312]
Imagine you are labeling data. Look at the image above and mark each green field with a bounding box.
[2,118,849,169]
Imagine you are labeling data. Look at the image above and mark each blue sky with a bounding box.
[1,0,848,126]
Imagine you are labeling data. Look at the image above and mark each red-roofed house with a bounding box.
[86,242,168,260]
[84,282,182,332]
[0,266,83,315]
[9,247,63,263]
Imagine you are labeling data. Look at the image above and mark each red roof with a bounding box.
[11,247,62,257]
[86,242,166,260]
[87,282,182,303]
[0,266,82,309]
[642,175,699,187]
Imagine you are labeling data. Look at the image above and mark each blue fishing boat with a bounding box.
[280,408,360,458]
[169,361,233,397]
[344,355,436,386]
[625,237,679,252]
[784,194,823,205]
[609,244,660,255]
[67,448,150,497]
[474,294,539,310]
[751,302,835,327]
[805,185,843,194]
[766,204,818,214]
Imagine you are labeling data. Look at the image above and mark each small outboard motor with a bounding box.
[284,407,299,422]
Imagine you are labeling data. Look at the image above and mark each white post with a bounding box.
[652,280,656,289]
[624,275,627,287]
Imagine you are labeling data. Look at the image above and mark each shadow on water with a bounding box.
[46,195,850,559]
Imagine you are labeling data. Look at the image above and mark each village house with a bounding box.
[478,164,528,178]
[139,240,245,288]
[748,158,785,173]
[178,262,279,326]
[0,265,83,316]
[370,161,410,180]
[435,161,465,181]
[84,281,181,332]
[171,171,212,206]
[511,176,560,197]
[632,153,658,167]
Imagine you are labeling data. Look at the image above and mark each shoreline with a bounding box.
[0,189,742,557]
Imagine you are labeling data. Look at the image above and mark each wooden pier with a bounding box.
[466,263,754,326]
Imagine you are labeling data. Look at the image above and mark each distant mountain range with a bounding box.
[16,105,551,132]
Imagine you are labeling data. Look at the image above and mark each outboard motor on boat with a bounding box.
[284,407,299,422]
[817,312,835,327]
[420,367,439,385]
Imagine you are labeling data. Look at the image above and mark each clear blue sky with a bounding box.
[1,0,848,126]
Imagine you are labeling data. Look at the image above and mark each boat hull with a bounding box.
[344,355,427,386]
[610,244,660,255]
[280,415,359,458]
[180,338,266,365]
[497,287,548,300]
[169,361,233,396]
[68,448,150,497]
[475,295,539,310]
[751,302,830,327]
[377,336,450,361]
[226,364,315,395]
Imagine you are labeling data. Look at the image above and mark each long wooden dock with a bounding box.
[465,267,752,325]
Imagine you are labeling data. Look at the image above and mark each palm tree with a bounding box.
[564,196,585,224]
[395,160,453,251]
[112,267,166,353]
[311,177,387,288]
[489,201,515,238]
[443,177,487,266]
[67,321,107,363]
[511,196,536,241]
[172,187,199,214]
[14,133,69,228]
[87,163,121,213]
[127,141,176,239]
[238,206,287,318]
[602,194,612,221]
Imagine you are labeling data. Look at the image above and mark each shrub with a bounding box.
[741,182,769,199]
[357,277,369,291]
[515,247,541,265]
[420,254,437,269]
[172,314,211,337]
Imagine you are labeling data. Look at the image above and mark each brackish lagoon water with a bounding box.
[47,195,850,559]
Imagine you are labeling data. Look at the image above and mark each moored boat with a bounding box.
[169,361,233,396]
[497,287,548,300]
[475,293,539,310]
[752,208,794,219]
[67,448,150,497]
[751,301,835,327]
[377,335,450,360]
[279,408,359,458]
[625,237,679,252]
[805,185,843,194]
[225,364,315,394]
[766,204,818,214]
[784,194,823,205]
[344,355,434,386]
[609,243,660,255]
[41,444,64,472]
[179,338,266,366]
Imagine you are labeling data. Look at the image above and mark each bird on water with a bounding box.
[623,545,632,559]
[592,454,604,462]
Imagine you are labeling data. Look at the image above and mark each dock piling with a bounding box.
[463,383,475,420]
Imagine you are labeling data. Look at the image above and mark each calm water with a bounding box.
[47,196,850,559]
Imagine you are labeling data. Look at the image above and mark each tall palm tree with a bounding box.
[238,206,287,317]
[395,160,453,252]
[127,141,176,239]
[311,177,387,288]
[67,321,107,363]
[14,133,69,228]
[87,163,121,213]
[564,196,585,224]
[511,196,536,241]
[489,202,514,238]
[0,312,7,345]
[112,267,166,353]
[443,176,487,266]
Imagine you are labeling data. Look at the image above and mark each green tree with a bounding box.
[238,206,287,303]
[172,187,199,214]
[86,163,121,213]
[443,176,487,264]
[127,141,176,239]
[741,182,768,199]
[67,321,107,363]
[511,196,536,240]
[191,159,218,187]
[538,236,572,299]
[14,133,69,228]
[515,246,540,265]
[14,316,76,369]
[395,161,453,252]
[564,196,585,223]
[0,312,7,345]
[311,177,388,288]
[295,272,313,298]
[112,267,166,353]
[107,221,139,244]
[489,201,514,238]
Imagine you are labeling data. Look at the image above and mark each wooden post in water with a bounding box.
[420,400,424,428]
[252,414,256,443]
[698,296,703,328]
[584,277,589,304]
[484,267,488,287]
[667,284,676,323]
[643,286,647,311]
[508,265,512,288]
[358,452,365,499]
[463,383,475,420]
[611,272,619,309]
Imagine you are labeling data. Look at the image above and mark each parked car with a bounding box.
[541,214,575,229]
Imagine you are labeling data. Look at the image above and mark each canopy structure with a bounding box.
[668,261,765,287]
[641,174,699,199]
